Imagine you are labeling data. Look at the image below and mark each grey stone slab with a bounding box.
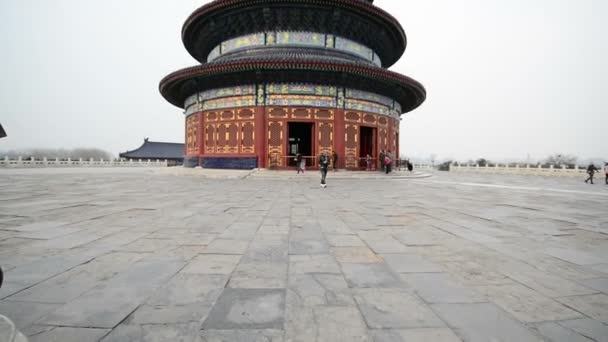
[340,263,403,288]
[590,263,608,275]
[0,282,26,300]
[38,258,184,328]
[15,226,84,240]
[203,239,251,254]
[363,237,410,254]
[559,318,608,342]
[431,303,544,342]
[289,255,341,274]
[202,289,286,330]
[146,273,227,306]
[289,239,330,255]
[314,306,370,342]
[401,273,486,304]
[333,247,384,264]
[578,278,608,294]
[241,242,288,264]
[326,234,366,247]
[101,322,198,342]
[7,221,69,232]
[181,254,242,274]
[369,328,462,342]
[9,252,146,303]
[441,260,513,286]
[474,283,582,323]
[199,329,284,342]
[26,326,110,342]
[557,294,608,324]
[116,238,174,253]
[533,322,594,342]
[499,261,597,298]
[29,230,110,249]
[284,305,316,342]
[83,231,150,248]
[545,247,607,266]
[383,254,444,273]
[287,273,354,307]
[131,304,212,324]
[0,300,62,329]
[353,288,445,329]
[228,262,288,289]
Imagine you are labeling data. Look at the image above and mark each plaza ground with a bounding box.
[0,168,607,341]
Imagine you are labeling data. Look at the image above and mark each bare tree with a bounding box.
[544,154,577,168]
[0,148,114,160]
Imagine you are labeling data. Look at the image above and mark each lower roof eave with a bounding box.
[159,61,426,114]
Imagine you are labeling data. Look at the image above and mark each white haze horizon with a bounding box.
[1,0,606,163]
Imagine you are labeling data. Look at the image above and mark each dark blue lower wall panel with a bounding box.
[202,157,258,170]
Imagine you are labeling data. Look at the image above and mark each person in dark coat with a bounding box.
[319,151,330,187]
[332,151,338,171]
[295,153,304,174]
[604,162,608,185]
[585,163,599,184]
[379,150,385,172]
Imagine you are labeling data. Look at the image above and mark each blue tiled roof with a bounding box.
[120,139,184,160]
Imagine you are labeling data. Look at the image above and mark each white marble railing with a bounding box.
[449,164,589,177]
[0,157,169,168]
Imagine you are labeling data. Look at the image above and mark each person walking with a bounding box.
[604,162,608,185]
[295,153,304,174]
[379,150,385,172]
[319,151,330,187]
[366,154,372,171]
[585,163,599,184]
[384,152,392,174]
[332,151,339,172]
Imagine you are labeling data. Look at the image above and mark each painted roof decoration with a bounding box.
[160,0,425,114]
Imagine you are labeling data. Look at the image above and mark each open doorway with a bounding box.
[288,122,314,167]
[360,126,375,169]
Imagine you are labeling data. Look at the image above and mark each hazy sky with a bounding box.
[1,0,606,162]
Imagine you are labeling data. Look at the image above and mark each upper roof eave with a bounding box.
[181,0,407,67]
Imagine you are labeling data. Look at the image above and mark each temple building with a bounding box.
[160,0,425,169]
[119,138,185,166]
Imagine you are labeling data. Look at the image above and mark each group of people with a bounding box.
[297,150,413,188]
[295,151,338,175]
[585,162,608,185]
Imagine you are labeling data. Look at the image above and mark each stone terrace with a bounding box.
[0,168,607,341]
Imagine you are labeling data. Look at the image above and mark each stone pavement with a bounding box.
[0,167,607,342]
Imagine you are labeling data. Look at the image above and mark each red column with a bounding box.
[198,112,205,159]
[255,106,266,168]
[334,109,345,168]
[387,117,393,156]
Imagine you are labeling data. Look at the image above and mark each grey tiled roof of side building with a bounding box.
[119,139,184,159]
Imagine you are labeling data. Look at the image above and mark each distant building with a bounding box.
[120,138,184,166]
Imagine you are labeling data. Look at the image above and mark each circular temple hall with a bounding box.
[160,0,426,169]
